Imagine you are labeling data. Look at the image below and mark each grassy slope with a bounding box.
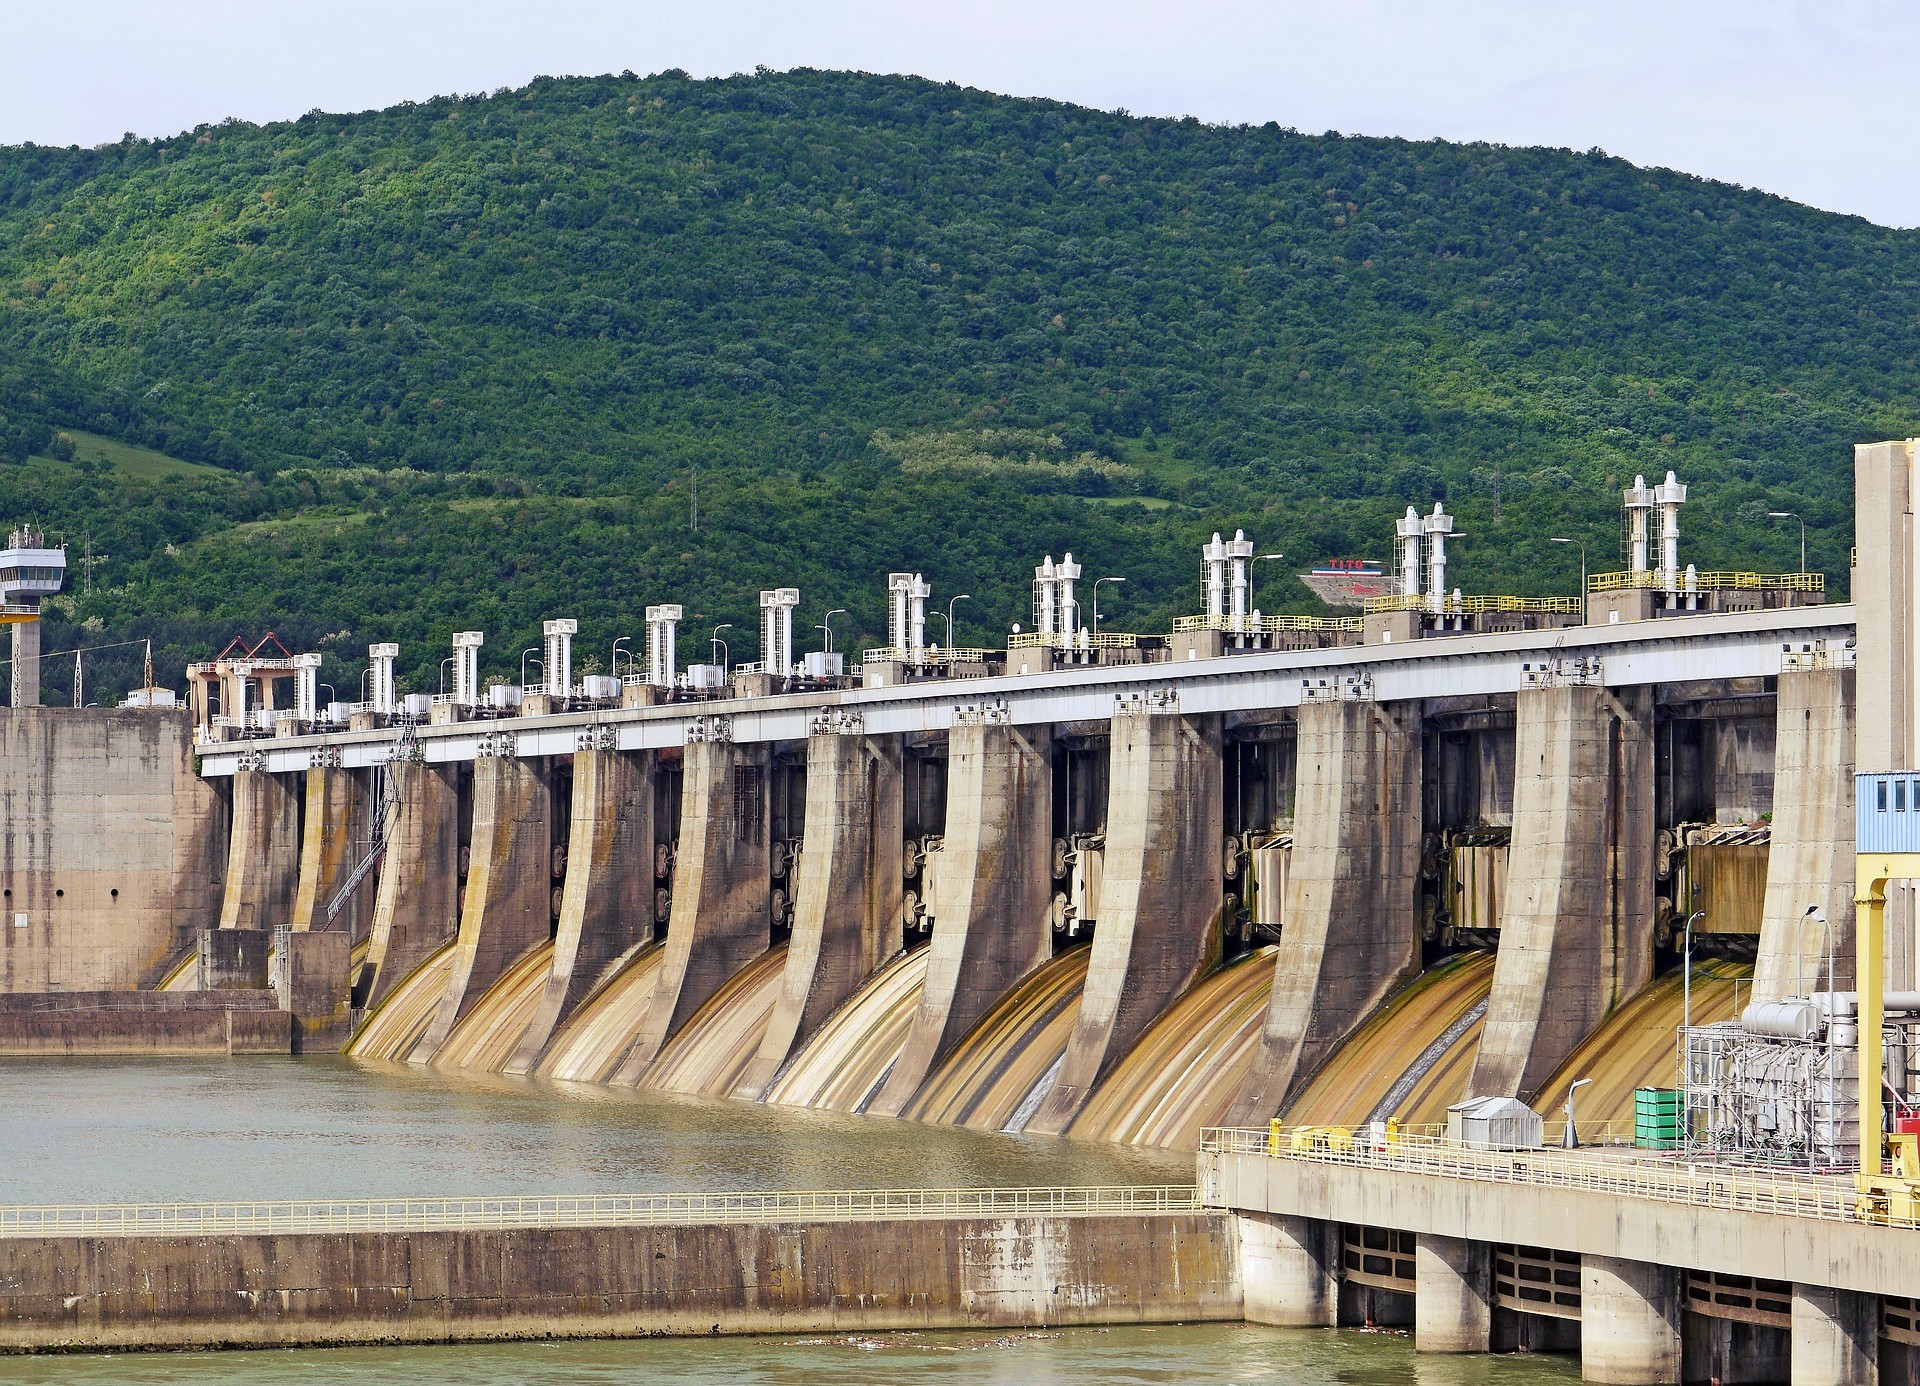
[0,68,1911,698]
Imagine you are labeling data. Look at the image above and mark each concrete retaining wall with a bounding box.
[0,708,225,991]
[0,1213,1237,1351]
[0,991,288,1055]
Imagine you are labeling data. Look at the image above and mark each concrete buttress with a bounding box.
[1791,1284,1879,1386]
[216,769,300,932]
[287,766,367,935]
[1236,1213,1338,1326]
[359,761,460,1010]
[870,722,1053,1118]
[412,754,553,1064]
[1754,667,1856,1000]
[507,748,653,1074]
[735,731,902,1099]
[1228,699,1421,1124]
[616,738,770,1083]
[1414,1235,1492,1353]
[1026,706,1222,1135]
[1468,684,1654,1101]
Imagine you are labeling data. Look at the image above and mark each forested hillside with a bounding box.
[0,68,1908,698]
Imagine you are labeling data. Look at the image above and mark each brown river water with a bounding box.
[0,1058,1580,1382]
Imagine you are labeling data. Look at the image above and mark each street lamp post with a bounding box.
[438,657,454,698]
[1562,1077,1593,1149]
[820,609,847,656]
[1549,537,1587,623]
[947,594,972,650]
[710,623,731,672]
[612,637,632,680]
[1251,553,1286,614]
[1768,511,1806,574]
[1682,911,1706,1033]
[520,648,541,691]
[1092,577,1126,634]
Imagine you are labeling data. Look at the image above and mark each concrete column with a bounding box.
[1027,707,1222,1136]
[735,731,902,1099]
[1415,1234,1491,1354]
[411,754,553,1064]
[1229,699,1421,1123]
[360,761,460,1009]
[507,748,653,1074]
[1792,1284,1879,1386]
[616,738,770,1083]
[197,926,270,989]
[282,930,352,1052]
[10,616,39,707]
[1581,1255,1682,1385]
[1236,1213,1337,1327]
[216,770,301,932]
[1856,439,1914,989]
[1755,668,1857,1000]
[870,722,1053,1118]
[287,766,367,935]
[1470,684,1654,1100]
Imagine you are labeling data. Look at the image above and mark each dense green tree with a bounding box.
[0,69,1905,698]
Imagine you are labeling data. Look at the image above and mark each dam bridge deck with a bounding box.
[198,604,1854,776]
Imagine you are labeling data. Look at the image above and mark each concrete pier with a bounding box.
[360,761,461,1009]
[9,615,38,708]
[287,766,367,936]
[1582,1256,1682,1385]
[1470,684,1654,1100]
[1229,699,1421,1123]
[412,754,552,1064]
[736,730,902,1099]
[1416,1234,1492,1354]
[216,769,300,932]
[281,929,352,1051]
[508,748,652,1074]
[618,738,770,1082]
[1755,667,1857,999]
[1027,706,1222,1134]
[1236,1212,1337,1327]
[871,722,1053,1117]
[1791,1284,1879,1386]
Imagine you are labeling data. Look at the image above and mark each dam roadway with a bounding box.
[195,603,1853,775]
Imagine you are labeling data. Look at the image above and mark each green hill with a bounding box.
[0,68,1905,699]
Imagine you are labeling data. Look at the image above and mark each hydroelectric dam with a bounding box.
[4,442,1920,1382]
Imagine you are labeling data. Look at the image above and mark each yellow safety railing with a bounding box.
[0,1184,1203,1239]
[1361,593,1583,616]
[1172,613,1363,634]
[1588,570,1824,593]
[860,646,995,666]
[1201,1125,1900,1228]
[1008,630,1140,650]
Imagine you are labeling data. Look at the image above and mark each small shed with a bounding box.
[1447,1096,1543,1150]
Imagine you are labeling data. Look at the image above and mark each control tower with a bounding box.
[0,527,66,708]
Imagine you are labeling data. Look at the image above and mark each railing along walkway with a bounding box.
[0,1184,1202,1239]
[1201,1126,1903,1228]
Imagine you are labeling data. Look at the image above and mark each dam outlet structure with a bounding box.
[7,448,1920,1378]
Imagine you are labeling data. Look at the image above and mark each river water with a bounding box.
[0,1058,1580,1383]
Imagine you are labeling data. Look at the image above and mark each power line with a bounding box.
[0,637,157,671]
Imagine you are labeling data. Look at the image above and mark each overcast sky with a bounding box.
[2,2,1913,225]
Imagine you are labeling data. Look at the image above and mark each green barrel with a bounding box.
[1633,1086,1682,1150]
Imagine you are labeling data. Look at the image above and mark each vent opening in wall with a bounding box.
[110,888,118,899]
[54,889,63,899]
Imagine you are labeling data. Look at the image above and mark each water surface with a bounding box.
[0,1056,1181,1204]
[0,1325,1580,1384]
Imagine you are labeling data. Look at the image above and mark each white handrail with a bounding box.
[0,1185,1202,1238]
